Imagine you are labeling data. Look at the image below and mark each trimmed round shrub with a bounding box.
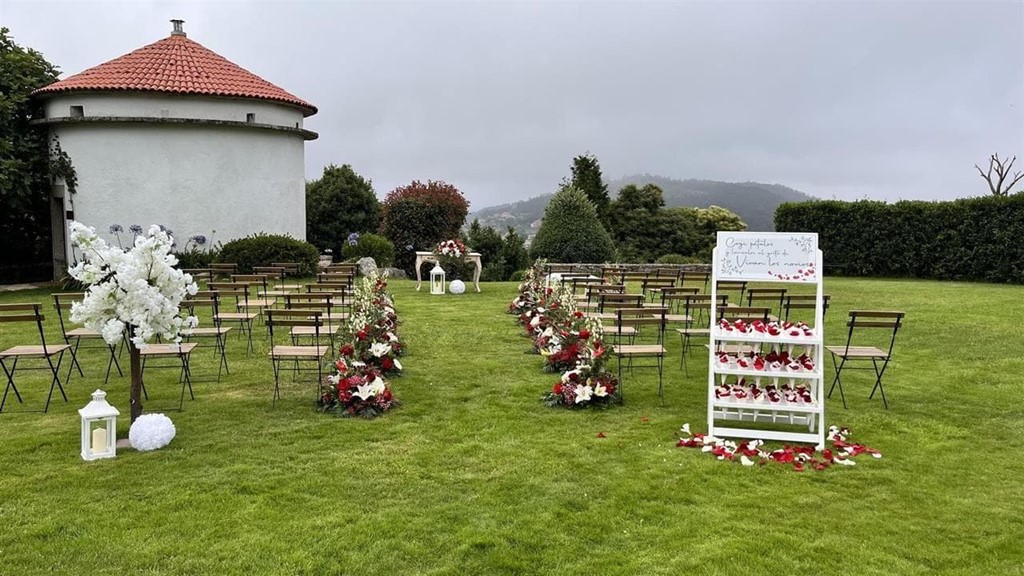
[306,164,381,255]
[341,233,395,267]
[217,233,319,275]
[655,253,686,265]
[530,186,615,263]
[380,180,470,275]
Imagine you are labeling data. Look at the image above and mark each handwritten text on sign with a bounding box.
[716,232,818,281]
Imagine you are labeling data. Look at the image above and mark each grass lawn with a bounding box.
[0,277,1022,575]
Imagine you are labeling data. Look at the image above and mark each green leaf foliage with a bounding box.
[341,233,394,267]
[530,186,615,263]
[216,233,319,275]
[380,180,470,275]
[774,194,1024,283]
[305,164,381,256]
[0,28,60,282]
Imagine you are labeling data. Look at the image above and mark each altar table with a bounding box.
[414,251,482,292]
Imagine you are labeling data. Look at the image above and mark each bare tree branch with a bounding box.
[977,153,1023,196]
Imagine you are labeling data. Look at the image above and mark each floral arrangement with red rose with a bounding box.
[318,271,403,418]
[434,238,467,258]
[510,259,621,409]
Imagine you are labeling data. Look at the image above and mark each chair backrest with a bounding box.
[285,292,337,322]
[784,294,831,321]
[545,263,577,274]
[318,272,354,286]
[0,303,52,350]
[182,291,222,326]
[842,310,905,357]
[585,283,624,307]
[253,267,287,284]
[716,280,748,302]
[271,262,301,277]
[654,266,682,279]
[569,276,601,296]
[211,263,237,278]
[680,271,711,291]
[602,266,627,283]
[208,281,251,309]
[265,309,322,345]
[659,286,701,307]
[51,292,85,337]
[642,277,676,296]
[182,268,214,284]
[599,292,644,312]
[682,294,728,324]
[615,306,668,343]
[717,305,770,323]
[325,263,357,275]
[746,288,788,316]
[231,274,271,294]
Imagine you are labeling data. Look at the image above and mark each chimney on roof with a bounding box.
[170,19,186,37]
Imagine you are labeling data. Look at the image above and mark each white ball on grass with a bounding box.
[128,413,176,451]
[449,280,466,295]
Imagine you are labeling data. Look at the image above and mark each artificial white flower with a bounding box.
[593,383,608,397]
[369,376,386,396]
[369,342,391,358]
[393,358,402,371]
[353,383,376,401]
[574,384,592,404]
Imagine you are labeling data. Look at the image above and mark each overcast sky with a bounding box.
[4,0,1022,209]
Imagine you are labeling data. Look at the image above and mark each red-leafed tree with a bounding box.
[380,180,470,274]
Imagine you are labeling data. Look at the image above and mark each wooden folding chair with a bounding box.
[641,277,676,304]
[266,309,328,408]
[0,303,72,413]
[826,310,905,409]
[139,342,198,411]
[181,291,231,381]
[271,262,302,281]
[658,287,701,320]
[785,294,831,322]
[52,292,123,384]
[285,293,343,349]
[746,288,788,321]
[612,307,668,401]
[231,274,277,316]
[208,282,257,354]
[182,268,214,286]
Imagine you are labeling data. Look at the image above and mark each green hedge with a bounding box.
[774,195,1024,283]
[341,233,394,267]
[217,233,319,276]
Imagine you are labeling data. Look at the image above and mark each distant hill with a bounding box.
[468,175,814,237]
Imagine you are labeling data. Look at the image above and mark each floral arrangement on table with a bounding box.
[434,238,467,258]
[68,221,199,422]
[676,424,881,472]
[509,259,621,409]
[317,271,402,418]
[433,238,474,281]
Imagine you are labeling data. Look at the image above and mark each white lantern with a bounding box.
[79,389,120,461]
[430,263,446,294]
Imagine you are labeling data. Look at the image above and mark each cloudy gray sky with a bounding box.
[4,0,1022,209]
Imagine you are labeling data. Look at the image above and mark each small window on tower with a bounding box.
[246,113,256,123]
[70,106,84,118]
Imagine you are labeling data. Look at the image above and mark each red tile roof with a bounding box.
[32,33,317,116]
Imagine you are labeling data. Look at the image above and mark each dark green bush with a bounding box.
[305,164,381,255]
[775,194,1024,283]
[174,244,220,269]
[530,187,616,263]
[216,233,319,275]
[341,233,394,267]
[655,253,686,264]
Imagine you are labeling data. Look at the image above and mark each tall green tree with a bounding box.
[0,28,60,282]
[305,164,381,256]
[608,183,668,262]
[569,153,612,227]
[530,186,615,263]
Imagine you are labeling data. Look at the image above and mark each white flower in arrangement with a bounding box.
[393,358,402,371]
[369,376,386,396]
[67,222,198,349]
[593,383,608,397]
[353,383,376,401]
[561,369,581,384]
[352,361,367,368]
[574,384,593,404]
[369,342,392,358]
[327,374,341,386]
[388,332,399,342]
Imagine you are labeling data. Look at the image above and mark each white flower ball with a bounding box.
[128,413,176,451]
[449,280,466,295]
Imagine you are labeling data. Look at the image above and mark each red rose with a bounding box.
[383,389,393,401]
[553,383,563,394]
[356,330,367,341]
[340,344,355,357]
[573,311,584,318]
[381,357,394,371]
[578,330,591,340]
[335,359,348,372]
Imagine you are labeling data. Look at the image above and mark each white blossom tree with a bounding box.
[68,222,198,422]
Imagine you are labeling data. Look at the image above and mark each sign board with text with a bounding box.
[715,232,818,282]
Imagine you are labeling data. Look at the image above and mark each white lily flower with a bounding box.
[574,384,592,404]
[680,423,691,435]
[593,384,608,397]
[353,383,376,401]
[369,342,392,358]
[393,358,402,371]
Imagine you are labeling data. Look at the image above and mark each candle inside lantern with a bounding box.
[91,427,107,453]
